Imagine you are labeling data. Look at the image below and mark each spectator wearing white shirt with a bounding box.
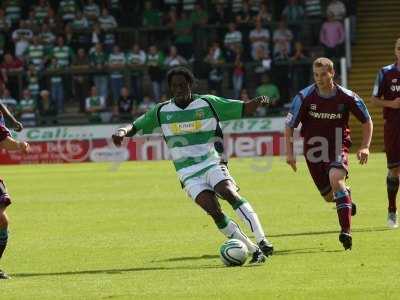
[326,0,346,21]
[126,44,146,101]
[249,16,270,60]
[164,45,187,68]
[273,20,293,57]
[224,22,242,54]
[12,21,33,59]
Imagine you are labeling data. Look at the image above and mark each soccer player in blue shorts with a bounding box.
[371,38,400,228]
[285,57,373,250]
[0,125,30,279]
[112,66,274,263]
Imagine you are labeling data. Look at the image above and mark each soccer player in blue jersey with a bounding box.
[0,125,29,279]
[285,57,373,250]
[371,38,400,228]
[113,67,274,263]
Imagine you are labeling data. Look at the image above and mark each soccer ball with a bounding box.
[219,239,248,266]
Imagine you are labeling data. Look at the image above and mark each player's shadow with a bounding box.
[11,264,224,278]
[156,254,219,262]
[269,226,390,238]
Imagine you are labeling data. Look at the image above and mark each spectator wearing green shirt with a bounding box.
[18,89,37,126]
[47,58,64,113]
[85,85,106,123]
[174,11,193,60]
[126,43,146,101]
[146,45,165,101]
[107,45,126,103]
[89,43,109,99]
[255,73,280,115]
[142,1,161,27]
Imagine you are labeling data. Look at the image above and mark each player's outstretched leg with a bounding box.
[329,168,352,250]
[214,180,274,257]
[195,191,266,264]
[386,168,400,228]
[0,208,10,279]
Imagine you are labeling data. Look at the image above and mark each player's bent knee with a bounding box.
[0,210,8,228]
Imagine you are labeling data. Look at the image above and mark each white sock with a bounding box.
[235,202,266,244]
[219,220,258,253]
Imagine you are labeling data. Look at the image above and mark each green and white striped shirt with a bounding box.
[133,94,243,181]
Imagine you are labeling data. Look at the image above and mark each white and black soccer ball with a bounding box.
[219,239,248,266]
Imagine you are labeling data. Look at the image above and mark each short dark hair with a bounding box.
[167,66,195,87]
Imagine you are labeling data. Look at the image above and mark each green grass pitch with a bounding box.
[0,153,399,299]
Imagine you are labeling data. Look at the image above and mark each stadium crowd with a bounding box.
[0,0,356,125]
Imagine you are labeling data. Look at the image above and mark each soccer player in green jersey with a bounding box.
[113,67,274,263]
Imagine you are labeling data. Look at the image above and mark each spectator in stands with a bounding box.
[98,8,117,52]
[273,20,293,58]
[25,9,40,33]
[50,35,74,68]
[90,22,105,46]
[71,48,90,112]
[290,41,310,96]
[209,3,230,25]
[45,7,62,32]
[0,9,11,33]
[39,24,56,52]
[190,2,208,26]
[136,95,155,115]
[126,43,146,102]
[37,90,57,124]
[235,1,256,26]
[163,6,177,29]
[0,88,17,117]
[12,20,33,59]
[204,41,224,94]
[26,65,40,101]
[255,73,280,115]
[4,0,22,26]
[113,86,135,121]
[106,0,122,22]
[281,0,305,40]
[232,45,246,98]
[89,43,109,99]
[85,85,106,123]
[59,0,79,24]
[0,53,23,98]
[164,45,187,68]
[174,11,193,60]
[304,0,322,45]
[249,16,270,60]
[319,14,345,58]
[253,46,271,84]
[83,0,100,27]
[142,1,162,27]
[47,58,64,113]
[326,0,346,21]
[71,10,89,30]
[18,89,37,127]
[224,22,242,57]
[146,45,165,101]
[256,3,272,25]
[24,35,46,71]
[34,0,50,24]
[107,45,126,104]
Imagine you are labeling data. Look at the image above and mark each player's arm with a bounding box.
[284,94,305,172]
[357,120,373,165]
[349,94,373,165]
[0,103,23,131]
[371,96,400,109]
[285,126,297,172]
[112,124,138,147]
[243,96,270,116]
[112,105,159,147]
[0,136,29,154]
